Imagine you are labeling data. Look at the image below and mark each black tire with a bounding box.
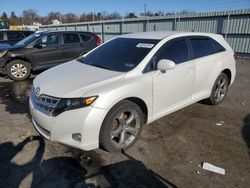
[6,60,31,81]
[207,73,229,105]
[99,100,144,152]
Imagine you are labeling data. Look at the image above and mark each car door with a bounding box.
[152,37,195,118]
[79,33,96,55]
[31,33,62,68]
[188,36,219,101]
[60,33,82,61]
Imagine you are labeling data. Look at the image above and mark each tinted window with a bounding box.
[191,37,214,59]
[78,38,159,72]
[63,33,80,44]
[38,34,60,46]
[7,32,22,40]
[15,33,41,46]
[155,38,189,64]
[23,31,34,37]
[212,39,225,53]
[80,34,92,42]
[0,32,3,41]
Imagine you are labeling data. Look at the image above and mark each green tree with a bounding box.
[1,12,8,20]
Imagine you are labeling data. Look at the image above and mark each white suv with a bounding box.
[29,32,236,152]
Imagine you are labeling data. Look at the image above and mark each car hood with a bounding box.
[0,43,23,51]
[0,43,14,51]
[33,60,126,98]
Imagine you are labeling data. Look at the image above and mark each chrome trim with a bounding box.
[31,87,60,116]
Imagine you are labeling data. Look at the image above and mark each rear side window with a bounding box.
[63,33,80,44]
[80,34,92,42]
[190,37,214,59]
[212,39,225,53]
[7,32,22,40]
[0,32,3,41]
[155,38,189,64]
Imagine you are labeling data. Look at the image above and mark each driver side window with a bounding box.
[38,34,60,46]
[155,38,189,64]
[144,38,189,73]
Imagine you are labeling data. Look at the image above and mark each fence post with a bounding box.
[120,21,123,35]
[225,11,231,40]
[87,24,89,32]
[101,22,105,42]
[143,20,147,32]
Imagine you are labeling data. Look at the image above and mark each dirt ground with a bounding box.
[0,59,249,188]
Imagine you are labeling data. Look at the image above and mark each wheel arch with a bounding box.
[6,56,32,68]
[124,97,148,124]
[103,97,149,125]
[221,68,232,84]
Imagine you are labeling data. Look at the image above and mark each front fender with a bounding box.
[86,74,153,120]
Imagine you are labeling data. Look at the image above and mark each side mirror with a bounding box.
[157,59,176,71]
[34,43,46,49]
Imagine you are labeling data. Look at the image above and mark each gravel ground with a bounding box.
[0,59,249,188]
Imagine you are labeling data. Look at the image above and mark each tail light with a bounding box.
[233,52,237,60]
[93,33,101,46]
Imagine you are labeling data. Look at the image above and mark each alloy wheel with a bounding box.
[10,63,28,79]
[111,110,141,149]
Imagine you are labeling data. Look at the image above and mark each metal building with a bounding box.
[39,9,250,54]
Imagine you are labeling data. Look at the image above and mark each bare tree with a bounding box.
[22,9,39,25]
[62,13,79,23]
[140,11,154,17]
[125,12,137,18]
[47,11,62,23]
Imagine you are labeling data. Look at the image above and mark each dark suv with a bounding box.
[0,30,34,45]
[0,30,101,80]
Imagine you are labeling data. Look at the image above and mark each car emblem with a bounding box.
[35,87,40,96]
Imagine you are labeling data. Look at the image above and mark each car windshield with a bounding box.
[15,32,41,46]
[78,38,159,72]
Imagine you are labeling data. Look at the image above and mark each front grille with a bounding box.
[31,87,60,116]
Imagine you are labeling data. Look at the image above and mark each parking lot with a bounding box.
[0,59,249,188]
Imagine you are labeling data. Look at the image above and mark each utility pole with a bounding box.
[144,4,147,17]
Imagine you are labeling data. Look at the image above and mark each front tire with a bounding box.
[208,73,229,105]
[99,100,144,152]
[6,60,31,81]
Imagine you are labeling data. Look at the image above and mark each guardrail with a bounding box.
[39,9,250,54]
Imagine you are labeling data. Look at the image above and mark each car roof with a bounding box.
[36,30,91,34]
[120,31,221,40]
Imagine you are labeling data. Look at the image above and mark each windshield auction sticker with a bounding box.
[136,43,155,48]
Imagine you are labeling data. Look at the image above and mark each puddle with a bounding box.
[0,79,33,103]
[0,79,33,114]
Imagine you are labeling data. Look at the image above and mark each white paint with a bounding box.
[30,32,236,151]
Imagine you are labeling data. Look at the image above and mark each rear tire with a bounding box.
[99,100,144,152]
[207,73,229,105]
[6,60,31,81]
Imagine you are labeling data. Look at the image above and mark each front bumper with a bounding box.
[29,97,108,151]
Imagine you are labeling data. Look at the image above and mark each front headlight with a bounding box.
[52,96,98,116]
[0,50,7,58]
